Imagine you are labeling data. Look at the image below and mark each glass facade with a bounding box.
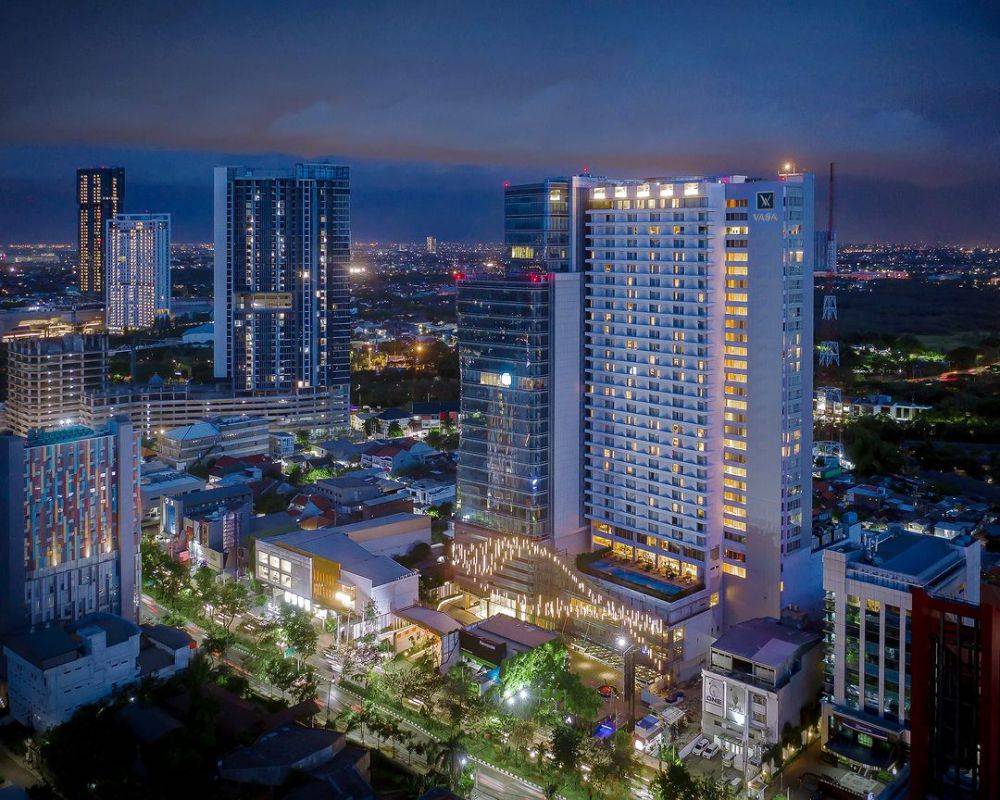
[456,275,552,539]
[884,604,901,717]
[863,598,881,716]
[504,180,570,272]
[910,589,992,800]
[844,593,861,710]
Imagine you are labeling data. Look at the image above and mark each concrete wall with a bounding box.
[5,631,140,731]
[549,272,588,554]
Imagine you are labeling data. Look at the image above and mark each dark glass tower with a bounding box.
[213,164,350,426]
[456,274,554,539]
[455,176,593,550]
[503,177,591,274]
[77,167,125,296]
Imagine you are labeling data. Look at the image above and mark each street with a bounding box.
[142,594,553,798]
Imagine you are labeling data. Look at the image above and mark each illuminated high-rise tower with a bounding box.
[454,170,817,684]
[213,164,351,426]
[105,213,171,333]
[0,417,141,635]
[456,176,595,553]
[77,167,125,297]
[584,172,816,625]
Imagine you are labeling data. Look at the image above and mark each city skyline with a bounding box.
[1,1,999,245]
[0,3,997,798]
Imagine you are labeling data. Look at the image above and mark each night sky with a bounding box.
[1,1,998,244]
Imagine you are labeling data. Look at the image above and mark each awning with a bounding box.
[396,605,463,636]
[838,718,891,741]
[831,708,903,739]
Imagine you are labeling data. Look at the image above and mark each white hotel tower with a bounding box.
[584,171,816,628]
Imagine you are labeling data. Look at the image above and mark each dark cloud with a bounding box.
[0,0,997,243]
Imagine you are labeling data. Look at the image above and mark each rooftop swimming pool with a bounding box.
[588,557,687,597]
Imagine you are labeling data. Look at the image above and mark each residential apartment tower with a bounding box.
[105,213,171,333]
[77,167,125,297]
[213,164,351,428]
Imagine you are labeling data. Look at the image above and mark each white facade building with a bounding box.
[4,615,193,731]
[4,613,142,731]
[86,379,345,436]
[813,391,931,422]
[332,512,432,558]
[701,617,822,771]
[157,414,269,469]
[254,529,419,643]
[584,172,816,646]
[105,213,171,333]
[820,530,980,768]
[402,477,456,510]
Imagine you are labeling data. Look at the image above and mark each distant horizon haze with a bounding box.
[1,2,998,245]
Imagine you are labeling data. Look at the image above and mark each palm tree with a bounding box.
[333,707,362,736]
[183,653,214,690]
[651,760,695,800]
[430,731,465,788]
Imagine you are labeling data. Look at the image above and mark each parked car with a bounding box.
[691,737,709,756]
[702,742,721,760]
[722,750,735,767]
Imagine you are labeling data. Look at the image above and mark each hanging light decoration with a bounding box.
[452,535,674,656]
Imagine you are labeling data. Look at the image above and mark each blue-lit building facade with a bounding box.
[456,177,593,551]
[456,274,552,540]
[503,177,592,274]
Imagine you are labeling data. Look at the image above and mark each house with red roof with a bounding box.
[360,437,436,473]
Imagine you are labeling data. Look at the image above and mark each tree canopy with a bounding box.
[498,640,601,726]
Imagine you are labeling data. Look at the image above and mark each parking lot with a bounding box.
[683,733,750,795]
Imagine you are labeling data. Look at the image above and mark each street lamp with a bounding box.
[616,635,638,731]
